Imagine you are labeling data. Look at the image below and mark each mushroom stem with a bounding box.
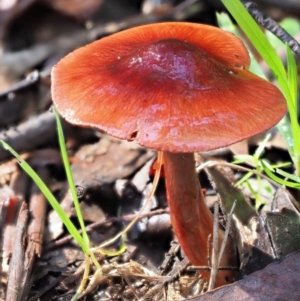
[163,152,235,286]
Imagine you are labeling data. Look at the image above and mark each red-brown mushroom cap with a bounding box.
[51,22,286,152]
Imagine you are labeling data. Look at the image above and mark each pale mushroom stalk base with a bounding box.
[163,152,236,287]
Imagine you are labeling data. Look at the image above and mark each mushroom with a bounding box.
[51,22,286,286]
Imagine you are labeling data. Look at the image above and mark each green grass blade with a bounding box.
[0,140,89,253]
[285,45,300,173]
[254,134,271,159]
[221,0,289,98]
[286,45,298,115]
[261,160,300,188]
[53,107,90,248]
[217,12,267,79]
[261,159,275,172]
[270,162,292,169]
[234,171,253,187]
[232,154,254,165]
[275,168,300,183]
[277,116,295,156]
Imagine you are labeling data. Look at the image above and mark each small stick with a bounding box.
[207,202,219,291]
[0,70,44,98]
[243,1,300,55]
[196,199,237,291]
[5,202,28,301]
[188,266,239,271]
[218,201,237,265]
